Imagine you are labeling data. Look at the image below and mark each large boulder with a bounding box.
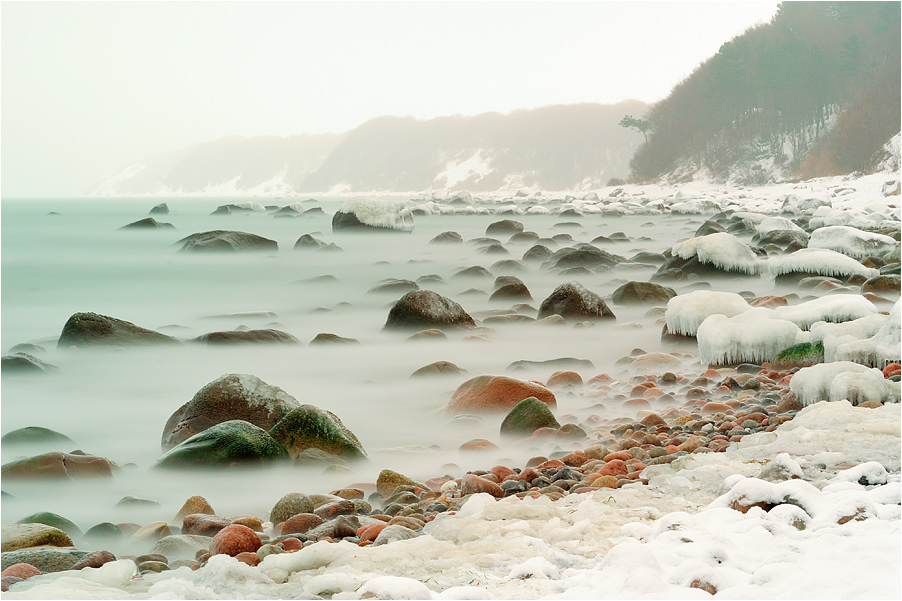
[611,281,677,305]
[156,420,289,468]
[384,290,475,330]
[57,312,180,349]
[177,230,278,253]
[161,374,300,451]
[500,397,561,436]
[1,452,116,480]
[1,353,57,375]
[537,282,615,321]
[546,246,625,271]
[446,375,556,414]
[332,198,414,233]
[1,524,73,553]
[0,549,81,573]
[192,330,300,345]
[268,405,366,461]
[1,427,74,450]
[486,220,524,235]
[16,513,81,539]
[118,218,175,230]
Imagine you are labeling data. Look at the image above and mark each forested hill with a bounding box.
[629,2,901,184]
[91,101,647,196]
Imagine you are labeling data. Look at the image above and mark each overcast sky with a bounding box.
[1,1,779,197]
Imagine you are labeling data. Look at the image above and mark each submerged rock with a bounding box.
[156,420,289,468]
[410,361,467,377]
[1,353,57,375]
[0,549,82,573]
[161,374,300,451]
[177,230,278,253]
[447,375,556,414]
[332,198,414,233]
[611,281,677,305]
[149,203,169,215]
[192,329,300,345]
[309,333,360,345]
[537,282,615,321]
[1,452,116,480]
[119,217,175,230]
[1,524,73,553]
[15,513,82,539]
[1,426,73,448]
[268,405,366,461]
[500,397,561,436]
[57,312,180,348]
[489,283,532,301]
[546,246,626,271]
[384,290,475,330]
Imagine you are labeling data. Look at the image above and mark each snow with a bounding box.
[696,309,802,366]
[664,291,750,336]
[766,248,880,280]
[808,225,898,259]
[672,232,760,274]
[339,197,415,232]
[813,300,902,367]
[754,215,806,237]
[435,150,492,189]
[789,361,896,406]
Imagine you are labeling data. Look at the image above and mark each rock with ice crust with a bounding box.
[808,225,898,259]
[332,198,414,232]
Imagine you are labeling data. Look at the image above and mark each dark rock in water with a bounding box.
[71,550,117,570]
[16,512,82,538]
[162,374,300,451]
[695,220,726,237]
[500,397,561,437]
[753,230,808,251]
[447,375,556,414]
[736,363,764,374]
[522,244,553,262]
[8,343,45,355]
[294,448,349,467]
[149,203,169,215]
[506,357,595,372]
[1,353,57,375]
[269,405,366,460]
[486,220,523,235]
[294,234,326,250]
[1,548,83,573]
[773,342,824,369]
[509,231,540,244]
[862,275,901,293]
[652,250,755,280]
[115,496,161,509]
[546,245,626,271]
[318,243,343,252]
[368,279,419,294]
[270,493,315,525]
[406,328,448,341]
[469,237,501,247]
[304,207,325,215]
[628,251,667,264]
[192,329,300,345]
[182,514,231,537]
[452,266,493,279]
[161,374,300,451]
[493,276,524,290]
[384,290,475,330]
[275,206,301,216]
[661,323,697,344]
[156,420,289,468]
[57,312,181,348]
[477,243,509,255]
[491,259,529,273]
[1,452,116,480]
[416,274,445,285]
[1,523,73,552]
[119,217,175,230]
[489,283,532,302]
[309,333,360,345]
[611,281,676,305]
[537,281,615,321]
[82,522,123,544]
[880,263,901,276]
[410,361,467,378]
[430,231,463,244]
[177,230,277,253]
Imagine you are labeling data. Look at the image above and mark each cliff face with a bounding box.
[91,101,647,195]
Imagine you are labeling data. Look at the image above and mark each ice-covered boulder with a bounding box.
[697,309,802,366]
[332,198,414,233]
[671,232,760,275]
[767,248,879,282]
[664,291,750,337]
[789,361,898,406]
[808,226,897,259]
[812,300,901,368]
[773,295,878,330]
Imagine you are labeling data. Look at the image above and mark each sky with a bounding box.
[1,1,780,197]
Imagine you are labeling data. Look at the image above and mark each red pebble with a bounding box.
[234,552,260,567]
[356,523,388,543]
[519,467,540,482]
[623,398,652,410]
[278,513,324,536]
[883,363,901,378]
[588,373,613,384]
[460,473,503,498]
[1,564,41,580]
[208,524,261,557]
[490,465,517,481]
[279,537,303,551]
[598,459,628,476]
[536,459,565,470]
[603,450,633,462]
[559,450,588,467]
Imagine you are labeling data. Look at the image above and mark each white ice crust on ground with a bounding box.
[664,290,750,336]
[339,197,415,232]
[773,294,878,330]
[672,232,760,274]
[790,361,898,406]
[811,300,902,367]
[808,225,898,258]
[10,402,899,600]
[766,247,881,280]
[696,309,801,366]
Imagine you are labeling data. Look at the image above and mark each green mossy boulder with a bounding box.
[156,420,289,469]
[269,406,366,461]
[773,341,824,370]
[500,396,561,437]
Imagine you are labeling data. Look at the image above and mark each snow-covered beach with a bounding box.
[2,167,900,600]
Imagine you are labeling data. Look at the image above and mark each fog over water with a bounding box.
[1,196,803,554]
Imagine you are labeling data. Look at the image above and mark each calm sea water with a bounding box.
[1,196,773,545]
